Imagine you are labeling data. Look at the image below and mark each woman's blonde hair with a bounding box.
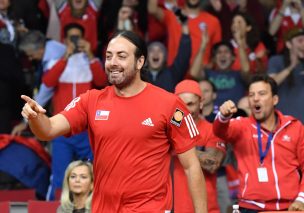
[60,160,93,212]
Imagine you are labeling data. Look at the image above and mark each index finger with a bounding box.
[21,95,38,108]
[21,95,33,103]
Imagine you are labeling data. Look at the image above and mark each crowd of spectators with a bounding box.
[1,0,304,212]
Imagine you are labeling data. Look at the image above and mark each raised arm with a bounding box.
[268,49,298,85]
[178,147,207,213]
[54,0,66,10]
[21,95,70,141]
[189,28,209,80]
[268,0,288,36]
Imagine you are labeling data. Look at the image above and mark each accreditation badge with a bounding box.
[257,167,268,182]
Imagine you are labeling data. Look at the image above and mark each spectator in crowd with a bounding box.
[20,30,207,212]
[205,0,266,42]
[198,79,218,122]
[57,160,93,213]
[174,79,226,213]
[269,0,304,53]
[12,30,66,134]
[10,0,48,33]
[148,0,222,68]
[0,0,16,46]
[190,35,249,106]
[230,12,268,74]
[99,0,148,45]
[54,0,103,52]
[144,14,191,92]
[213,74,304,212]
[268,27,304,123]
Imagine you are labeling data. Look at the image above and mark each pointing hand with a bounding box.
[21,95,46,120]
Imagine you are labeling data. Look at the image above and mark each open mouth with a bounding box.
[152,57,160,63]
[253,105,261,113]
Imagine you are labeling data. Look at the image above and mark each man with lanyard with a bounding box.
[213,74,304,212]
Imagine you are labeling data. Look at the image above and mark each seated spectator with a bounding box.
[269,0,304,53]
[230,12,268,74]
[57,160,93,213]
[144,16,191,92]
[268,27,304,123]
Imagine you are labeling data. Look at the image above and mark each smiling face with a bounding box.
[105,36,144,89]
[148,43,166,71]
[248,81,278,122]
[68,165,93,196]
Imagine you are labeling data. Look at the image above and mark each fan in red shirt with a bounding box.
[55,0,102,52]
[269,0,304,53]
[148,0,222,68]
[20,30,208,213]
[174,80,226,213]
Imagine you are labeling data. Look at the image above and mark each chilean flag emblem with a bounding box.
[95,110,110,120]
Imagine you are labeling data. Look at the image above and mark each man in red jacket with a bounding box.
[213,74,304,212]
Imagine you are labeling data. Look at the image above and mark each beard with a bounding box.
[186,0,201,9]
[107,65,138,89]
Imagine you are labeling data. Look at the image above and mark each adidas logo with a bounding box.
[142,118,154,126]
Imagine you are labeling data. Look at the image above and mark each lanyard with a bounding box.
[257,122,273,165]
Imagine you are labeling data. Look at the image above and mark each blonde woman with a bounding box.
[57,160,93,213]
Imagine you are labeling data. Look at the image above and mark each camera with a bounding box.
[173,7,188,24]
[70,35,80,53]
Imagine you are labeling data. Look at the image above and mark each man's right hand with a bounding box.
[219,100,238,118]
[21,95,46,120]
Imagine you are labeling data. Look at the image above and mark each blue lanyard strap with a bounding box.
[257,122,273,165]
